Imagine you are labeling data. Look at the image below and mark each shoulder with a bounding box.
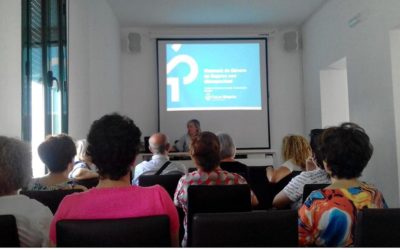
[135,160,151,170]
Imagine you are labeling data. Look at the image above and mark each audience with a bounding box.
[0,136,53,247]
[68,139,98,181]
[26,134,86,191]
[174,131,258,247]
[267,135,311,183]
[49,113,179,247]
[217,132,248,180]
[272,129,330,209]
[173,119,201,152]
[133,133,186,185]
[298,122,388,247]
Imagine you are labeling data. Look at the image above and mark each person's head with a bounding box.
[320,122,373,179]
[187,119,201,137]
[217,132,236,160]
[87,113,142,180]
[38,134,76,173]
[0,136,32,196]
[149,133,170,155]
[190,131,220,172]
[309,129,325,169]
[75,139,90,162]
[282,135,312,169]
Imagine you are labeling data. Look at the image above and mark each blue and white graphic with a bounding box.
[166,43,262,111]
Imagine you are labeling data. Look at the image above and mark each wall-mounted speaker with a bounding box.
[128,32,141,53]
[283,31,301,52]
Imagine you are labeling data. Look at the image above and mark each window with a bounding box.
[320,57,350,127]
[22,0,68,177]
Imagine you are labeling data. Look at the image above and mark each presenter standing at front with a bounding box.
[173,119,201,152]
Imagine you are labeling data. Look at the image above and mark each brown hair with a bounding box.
[38,134,76,173]
[282,135,311,169]
[190,131,220,172]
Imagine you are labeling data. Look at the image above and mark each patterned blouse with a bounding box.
[298,182,388,247]
[174,168,248,247]
[26,179,76,191]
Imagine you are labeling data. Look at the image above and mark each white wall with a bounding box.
[68,0,121,139]
[0,0,21,138]
[391,28,400,201]
[120,27,305,164]
[302,0,400,206]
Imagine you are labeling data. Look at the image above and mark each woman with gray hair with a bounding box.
[0,136,53,247]
[217,133,248,180]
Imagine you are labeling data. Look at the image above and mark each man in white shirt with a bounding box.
[132,133,187,185]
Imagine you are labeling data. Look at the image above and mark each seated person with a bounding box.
[0,136,53,247]
[68,139,98,180]
[267,135,311,183]
[49,113,179,247]
[298,123,387,247]
[217,132,248,180]
[173,119,201,152]
[174,131,258,247]
[133,133,186,185]
[272,129,331,209]
[26,134,86,191]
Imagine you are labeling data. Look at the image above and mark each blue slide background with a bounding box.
[166,43,261,110]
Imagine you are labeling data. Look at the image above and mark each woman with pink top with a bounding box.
[49,113,179,246]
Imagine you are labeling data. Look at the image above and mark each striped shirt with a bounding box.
[283,168,331,209]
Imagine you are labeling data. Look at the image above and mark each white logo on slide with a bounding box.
[167,45,198,102]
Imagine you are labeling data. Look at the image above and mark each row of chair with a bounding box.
[3,208,400,247]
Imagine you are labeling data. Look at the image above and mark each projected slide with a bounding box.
[166,43,261,111]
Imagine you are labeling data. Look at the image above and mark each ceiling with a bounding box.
[107,0,328,28]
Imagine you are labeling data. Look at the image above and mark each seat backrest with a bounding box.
[56,215,171,247]
[187,184,252,246]
[20,189,83,214]
[0,215,20,247]
[302,183,330,203]
[354,208,400,247]
[188,167,197,173]
[75,177,99,189]
[191,210,298,247]
[138,174,183,199]
[246,166,274,209]
[274,170,302,194]
[187,184,252,214]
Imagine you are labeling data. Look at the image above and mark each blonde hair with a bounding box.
[282,135,311,169]
[75,139,89,162]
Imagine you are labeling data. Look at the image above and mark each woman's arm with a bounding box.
[272,190,292,208]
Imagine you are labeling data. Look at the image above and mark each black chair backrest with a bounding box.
[302,183,330,203]
[20,189,83,214]
[274,170,302,194]
[56,215,171,247]
[354,208,400,247]
[0,215,20,247]
[138,174,183,199]
[188,184,252,214]
[75,177,99,189]
[187,184,252,246]
[191,210,298,247]
[246,166,274,209]
[188,167,197,173]
[220,164,248,181]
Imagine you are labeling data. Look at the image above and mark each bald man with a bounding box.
[132,133,187,185]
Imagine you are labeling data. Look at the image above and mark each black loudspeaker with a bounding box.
[283,31,301,52]
[128,32,141,53]
[144,136,150,153]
